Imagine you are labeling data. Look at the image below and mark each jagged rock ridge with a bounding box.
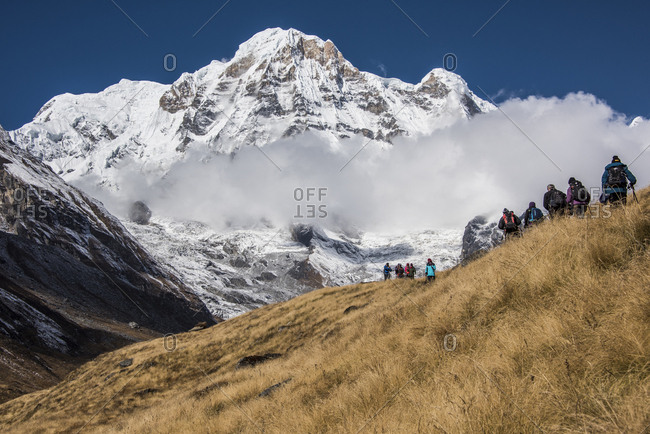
[11,28,493,190]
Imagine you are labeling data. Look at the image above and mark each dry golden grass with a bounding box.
[1,189,649,433]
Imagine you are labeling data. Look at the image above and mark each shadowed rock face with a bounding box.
[0,125,215,402]
[462,93,482,117]
[290,224,314,247]
[287,259,323,288]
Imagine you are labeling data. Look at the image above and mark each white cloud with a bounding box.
[82,92,649,233]
[377,63,387,77]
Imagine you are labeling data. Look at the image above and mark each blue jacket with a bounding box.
[426,264,436,276]
[602,162,636,194]
[383,265,392,275]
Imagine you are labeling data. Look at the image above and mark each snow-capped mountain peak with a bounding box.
[12,27,492,190]
[6,28,493,321]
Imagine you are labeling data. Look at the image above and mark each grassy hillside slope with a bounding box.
[1,188,649,433]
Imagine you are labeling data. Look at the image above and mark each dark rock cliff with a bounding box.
[459,216,503,264]
[0,125,215,402]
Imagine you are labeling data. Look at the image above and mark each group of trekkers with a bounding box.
[383,259,436,282]
[380,156,638,280]
[499,156,638,238]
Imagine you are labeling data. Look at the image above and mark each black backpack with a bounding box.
[503,212,518,231]
[607,165,627,188]
[570,181,591,203]
[549,189,565,208]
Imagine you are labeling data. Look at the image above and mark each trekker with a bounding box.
[408,263,416,279]
[543,184,567,217]
[425,259,436,283]
[396,263,405,278]
[602,156,637,205]
[498,208,522,239]
[404,263,411,277]
[522,202,544,228]
[383,263,392,280]
[566,177,591,217]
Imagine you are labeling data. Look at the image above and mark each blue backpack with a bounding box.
[528,207,543,223]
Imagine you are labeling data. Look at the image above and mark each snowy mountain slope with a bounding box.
[11,28,492,190]
[0,125,213,327]
[0,124,214,401]
[123,218,462,319]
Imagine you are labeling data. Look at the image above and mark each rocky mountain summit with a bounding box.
[6,28,490,323]
[11,28,492,190]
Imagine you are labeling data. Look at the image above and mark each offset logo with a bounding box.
[163,54,177,72]
[2,174,48,219]
[163,333,177,352]
[294,187,328,219]
[443,333,457,352]
[443,53,458,72]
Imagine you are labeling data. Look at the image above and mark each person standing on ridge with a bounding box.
[498,208,522,239]
[602,156,637,205]
[543,184,567,218]
[383,263,392,281]
[396,263,405,278]
[566,177,591,217]
[408,263,416,279]
[522,201,544,229]
[425,259,436,283]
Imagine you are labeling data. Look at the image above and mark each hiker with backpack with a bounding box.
[396,263,405,278]
[522,201,544,229]
[425,259,436,282]
[383,263,393,280]
[498,208,522,239]
[567,177,591,217]
[543,184,567,218]
[408,263,416,279]
[602,156,637,205]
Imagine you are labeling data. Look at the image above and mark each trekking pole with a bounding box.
[630,184,640,204]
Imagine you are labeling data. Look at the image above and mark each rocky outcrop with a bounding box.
[287,259,323,288]
[290,223,364,261]
[128,201,152,225]
[290,223,315,247]
[460,216,503,264]
[235,353,282,369]
[418,72,451,98]
[159,74,196,113]
[0,125,215,402]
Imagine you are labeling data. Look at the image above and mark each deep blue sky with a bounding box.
[1,0,649,130]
